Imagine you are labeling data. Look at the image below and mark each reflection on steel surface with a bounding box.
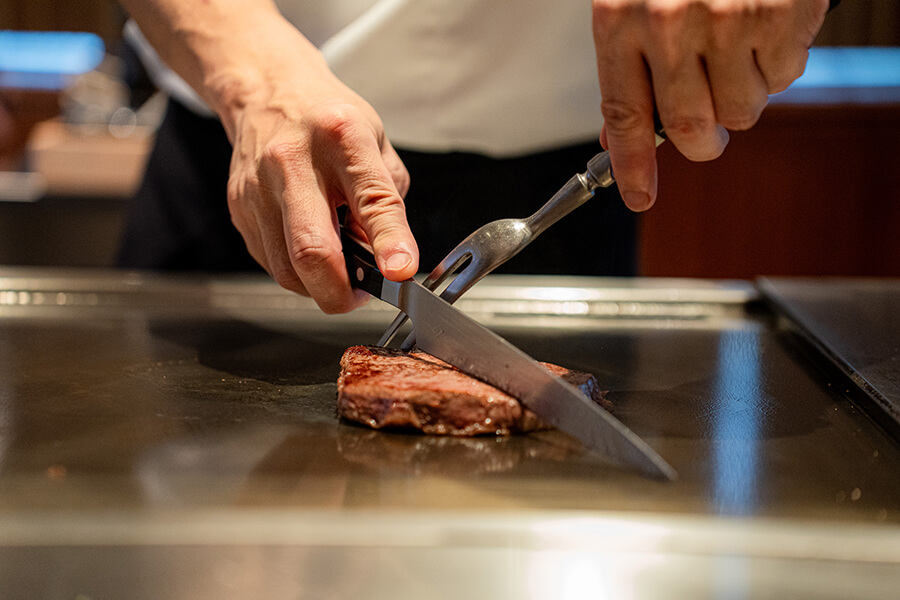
[528,517,668,599]
[713,329,763,516]
[337,426,585,476]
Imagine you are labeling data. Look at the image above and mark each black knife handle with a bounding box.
[341,227,385,297]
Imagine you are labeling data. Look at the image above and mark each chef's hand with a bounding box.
[227,83,417,314]
[222,32,417,314]
[591,0,830,211]
[118,0,418,314]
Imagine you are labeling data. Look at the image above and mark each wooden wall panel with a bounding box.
[816,1,900,46]
[0,0,123,44]
[639,103,900,278]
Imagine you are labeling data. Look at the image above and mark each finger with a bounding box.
[594,35,659,211]
[382,138,411,198]
[752,1,827,94]
[256,137,366,313]
[323,116,419,282]
[705,17,768,131]
[282,168,369,314]
[754,35,811,95]
[228,161,313,298]
[753,22,808,94]
[650,52,730,163]
[599,124,609,150]
[227,170,269,273]
[644,5,728,164]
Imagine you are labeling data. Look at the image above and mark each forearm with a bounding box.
[117,0,332,140]
[118,0,416,312]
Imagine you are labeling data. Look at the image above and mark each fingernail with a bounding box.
[623,191,652,212]
[383,251,413,272]
[719,126,730,146]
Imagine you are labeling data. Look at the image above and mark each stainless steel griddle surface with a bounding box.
[1,269,898,599]
[759,277,900,437]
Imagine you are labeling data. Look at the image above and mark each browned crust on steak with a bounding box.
[337,345,609,436]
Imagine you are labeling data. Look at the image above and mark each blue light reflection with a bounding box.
[792,47,900,89]
[712,329,763,517]
[0,30,105,90]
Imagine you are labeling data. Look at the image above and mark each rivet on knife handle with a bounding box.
[341,228,384,297]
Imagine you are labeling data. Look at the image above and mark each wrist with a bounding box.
[196,15,330,138]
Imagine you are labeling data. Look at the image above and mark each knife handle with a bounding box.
[341,227,385,297]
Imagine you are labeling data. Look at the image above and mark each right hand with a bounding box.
[223,55,418,314]
[218,18,418,314]
[118,0,418,314]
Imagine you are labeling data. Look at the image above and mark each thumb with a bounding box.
[336,126,418,281]
[357,198,419,282]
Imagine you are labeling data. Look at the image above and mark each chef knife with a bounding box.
[342,229,676,481]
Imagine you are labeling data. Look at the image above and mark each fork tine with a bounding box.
[397,328,417,351]
[432,258,484,304]
[398,256,486,351]
[378,247,473,347]
[377,311,410,346]
[422,249,473,290]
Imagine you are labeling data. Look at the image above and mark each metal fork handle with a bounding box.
[385,152,615,349]
[523,160,606,238]
[525,129,666,237]
[381,131,666,350]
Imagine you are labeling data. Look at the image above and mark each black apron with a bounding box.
[117,99,637,276]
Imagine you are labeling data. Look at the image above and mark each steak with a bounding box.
[337,345,609,436]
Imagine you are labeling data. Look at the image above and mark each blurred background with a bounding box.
[0,0,898,278]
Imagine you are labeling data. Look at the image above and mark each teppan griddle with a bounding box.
[1,269,898,599]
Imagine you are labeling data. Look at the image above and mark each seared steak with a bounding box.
[337,345,609,436]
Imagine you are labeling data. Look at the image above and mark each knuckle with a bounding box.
[600,99,646,133]
[322,297,358,316]
[717,107,761,132]
[664,113,726,162]
[647,0,687,25]
[353,195,409,243]
[590,0,617,17]
[592,0,629,25]
[355,188,405,218]
[768,60,807,94]
[288,232,334,273]
[757,1,791,25]
[719,114,757,132]
[270,264,302,292]
[306,103,364,146]
[259,138,303,178]
[715,94,766,131]
[665,113,715,142]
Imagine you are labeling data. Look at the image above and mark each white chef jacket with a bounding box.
[128,0,605,157]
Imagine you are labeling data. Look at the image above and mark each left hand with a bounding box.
[592,0,830,211]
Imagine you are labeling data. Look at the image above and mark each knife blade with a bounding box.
[342,230,676,481]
